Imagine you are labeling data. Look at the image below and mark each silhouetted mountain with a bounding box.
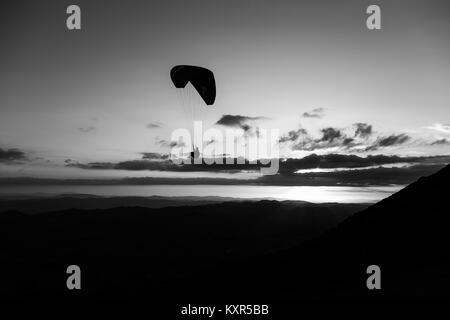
[1,165,448,300]
[238,164,450,299]
[0,195,261,213]
[0,200,364,299]
[312,162,450,261]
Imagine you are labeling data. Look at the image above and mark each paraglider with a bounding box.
[170,65,216,163]
[170,65,216,105]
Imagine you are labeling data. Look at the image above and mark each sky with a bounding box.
[1,0,450,180]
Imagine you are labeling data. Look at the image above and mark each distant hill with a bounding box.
[0,195,255,213]
[0,199,364,299]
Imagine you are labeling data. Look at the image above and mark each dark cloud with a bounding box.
[64,160,117,170]
[66,160,116,170]
[3,161,447,187]
[155,138,186,148]
[281,123,411,153]
[320,127,342,143]
[431,139,450,145]
[366,134,410,151]
[288,127,351,151]
[66,159,157,171]
[0,148,27,163]
[169,141,186,148]
[155,137,166,146]
[78,126,96,133]
[268,163,448,187]
[141,152,169,160]
[146,122,163,129]
[66,157,175,171]
[377,134,410,147]
[302,108,325,119]
[66,158,259,172]
[55,154,450,187]
[277,154,423,173]
[115,160,174,171]
[279,128,308,143]
[65,153,450,176]
[215,114,266,133]
[354,123,373,138]
[343,138,355,146]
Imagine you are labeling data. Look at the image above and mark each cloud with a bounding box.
[215,114,267,133]
[155,138,186,148]
[284,126,354,151]
[278,153,423,171]
[66,158,241,172]
[354,123,373,138]
[4,159,448,187]
[424,123,450,134]
[141,152,169,160]
[155,137,166,146]
[375,134,410,147]
[280,122,414,153]
[66,159,175,171]
[65,159,115,170]
[281,162,448,187]
[0,148,27,163]
[302,108,325,119]
[6,159,448,187]
[63,154,450,189]
[343,138,355,146]
[78,126,96,133]
[366,134,410,151]
[115,160,174,171]
[205,138,217,146]
[279,128,308,143]
[146,122,163,129]
[169,141,186,148]
[320,127,342,143]
[431,139,450,145]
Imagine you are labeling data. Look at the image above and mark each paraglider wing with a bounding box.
[170,65,216,105]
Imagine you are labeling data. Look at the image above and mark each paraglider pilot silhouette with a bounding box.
[170,65,216,163]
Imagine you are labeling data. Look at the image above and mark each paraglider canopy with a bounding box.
[170,65,216,105]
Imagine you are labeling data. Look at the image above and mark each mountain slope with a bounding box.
[316,163,450,261]
[254,164,450,299]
